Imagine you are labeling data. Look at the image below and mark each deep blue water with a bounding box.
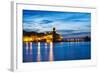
[23,42,91,62]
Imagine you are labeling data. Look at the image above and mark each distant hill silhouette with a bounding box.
[23,30,45,36]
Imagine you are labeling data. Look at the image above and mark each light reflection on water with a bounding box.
[23,42,91,62]
[30,42,32,55]
[26,42,28,54]
[37,42,41,62]
[49,42,53,61]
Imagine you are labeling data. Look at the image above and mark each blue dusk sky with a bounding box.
[23,10,91,37]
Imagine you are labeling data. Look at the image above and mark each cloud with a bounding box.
[39,20,53,24]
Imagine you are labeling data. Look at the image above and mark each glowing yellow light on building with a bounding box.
[23,37,33,42]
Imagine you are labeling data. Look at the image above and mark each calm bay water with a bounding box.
[23,42,91,62]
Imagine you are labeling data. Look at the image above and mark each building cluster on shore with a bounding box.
[23,27,62,43]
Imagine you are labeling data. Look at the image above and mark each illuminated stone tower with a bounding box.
[52,27,62,42]
[53,27,56,42]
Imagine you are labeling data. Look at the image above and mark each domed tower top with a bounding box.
[53,27,56,34]
[53,27,56,31]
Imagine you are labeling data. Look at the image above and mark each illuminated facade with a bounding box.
[23,27,62,43]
